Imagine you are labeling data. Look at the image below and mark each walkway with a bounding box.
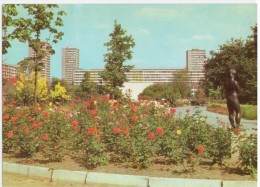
[175,106,257,134]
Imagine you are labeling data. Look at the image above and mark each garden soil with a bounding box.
[3,152,254,182]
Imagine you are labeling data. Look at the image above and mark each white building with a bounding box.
[29,42,51,82]
[62,47,80,85]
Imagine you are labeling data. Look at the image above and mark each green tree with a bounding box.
[139,83,180,105]
[204,25,257,104]
[80,72,97,98]
[100,20,135,99]
[2,5,30,55]
[172,70,191,98]
[15,5,66,105]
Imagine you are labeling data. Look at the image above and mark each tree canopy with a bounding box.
[204,24,257,104]
[100,20,135,99]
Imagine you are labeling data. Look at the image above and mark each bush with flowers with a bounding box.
[2,96,256,174]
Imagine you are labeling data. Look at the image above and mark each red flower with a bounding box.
[13,126,18,131]
[233,127,240,135]
[130,104,136,111]
[15,113,21,117]
[24,128,30,134]
[42,134,48,140]
[37,122,43,126]
[148,132,154,140]
[64,115,69,119]
[11,117,17,123]
[131,115,137,122]
[170,108,176,113]
[71,120,78,127]
[89,109,97,116]
[3,114,9,120]
[156,128,163,135]
[43,112,49,117]
[86,127,97,135]
[32,123,38,128]
[113,127,121,134]
[220,121,226,126]
[196,89,200,94]
[186,109,190,113]
[122,126,128,135]
[84,102,91,107]
[197,145,205,153]
[7,132,14,139]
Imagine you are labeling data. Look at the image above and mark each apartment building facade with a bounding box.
[29,42,51,82]
[186,48,206,85]
[2,63,18,79]
[62,47,80,85]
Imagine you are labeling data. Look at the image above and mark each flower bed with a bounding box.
[2,97,257,178]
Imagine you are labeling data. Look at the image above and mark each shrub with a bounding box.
[239,134,257,178]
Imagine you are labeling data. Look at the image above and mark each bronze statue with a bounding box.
[224,69,241,128]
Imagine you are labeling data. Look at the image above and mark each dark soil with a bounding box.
[3,152,254,181]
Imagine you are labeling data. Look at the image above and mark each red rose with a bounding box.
[84,102,91,107]
[86,127,97,134]
[233,127,240,135]
[186,109,190,113]
[11,117,17,123]
[71,120,78,127]
[113,127,121,134]
[122,126,128,135]
[131,115,137,122]
[148,132,154,140]
[7,132,14,139]
[170,108,176,113]
[24,128,30,134]
[156,128,163,135]
[130,104,136,111]
[42,134,48,140]
[89,109,97,116]
[3,114,9,120]
[197,145,205,153]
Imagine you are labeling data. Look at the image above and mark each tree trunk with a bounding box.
[34,58,38,106]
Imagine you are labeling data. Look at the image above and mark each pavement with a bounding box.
[3,161,258,187]
[175,106,257,134]
[3,106,258,187]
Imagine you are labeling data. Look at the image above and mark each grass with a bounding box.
[207,103,257,120]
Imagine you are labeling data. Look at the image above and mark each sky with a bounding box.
[2,3,257,79]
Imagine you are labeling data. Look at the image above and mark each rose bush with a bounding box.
[2,96,255,173]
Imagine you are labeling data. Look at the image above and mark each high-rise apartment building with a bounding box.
[29,42,51,82]
[62,47,80,85]
[186,49,206,94]
[2,63,18,79]
[186,49,206,71]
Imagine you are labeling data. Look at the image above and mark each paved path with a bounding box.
[175,106,257,134]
